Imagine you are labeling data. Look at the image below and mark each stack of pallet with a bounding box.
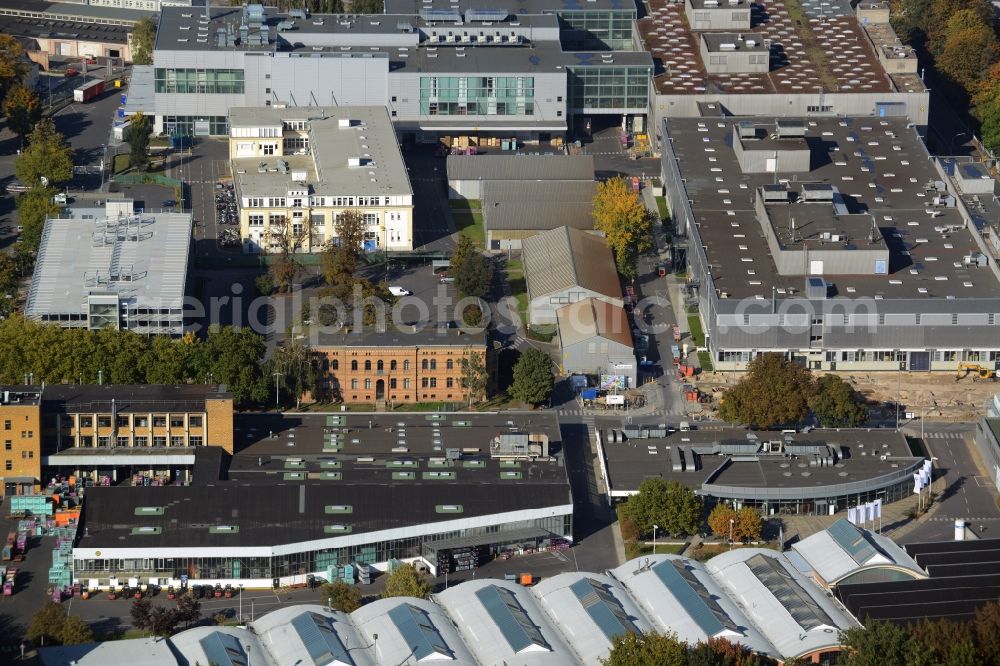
[48,540,73,589]
[10,494,52,518]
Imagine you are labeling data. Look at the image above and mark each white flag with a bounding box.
[874,498,882,519]
[913,473,922,494]
[923,459,932,474]
[867,502,876,523]
[848,507,857,525]
[921,469,931,486]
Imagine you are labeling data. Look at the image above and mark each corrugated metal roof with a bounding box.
[482,180,597,231]
[556,298,633,349]
[522,226,620,303]
[447,154,594,182]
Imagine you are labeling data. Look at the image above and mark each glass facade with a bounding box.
[419,76,534,116]
[716,476,913,517]
[74,515,571,582]
[154,68,245,94]
[557,10,637,50]
[567,65,650,111]
[161,116,229,136]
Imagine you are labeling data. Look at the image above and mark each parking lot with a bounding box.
[163,138,232,258]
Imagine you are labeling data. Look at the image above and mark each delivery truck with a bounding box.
[73,79,105,103]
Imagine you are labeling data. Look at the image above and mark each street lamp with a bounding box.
[729,517,735,551]
[652,524,658,555]
[949,131,968,156]
[273,371,283,408]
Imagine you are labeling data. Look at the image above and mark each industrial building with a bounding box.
[229,106,414,253]
[597,423,924,515]
[70,412,571,589]
[0,384,233,496]
[137,4,653,141]
[42,545,872,664]
[522,226,621,326]
[446,153,594,200]
[25,200,192,336]
[660,115,1000,373]
[556,298,636,388]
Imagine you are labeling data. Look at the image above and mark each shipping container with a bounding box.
[73,79,105,103]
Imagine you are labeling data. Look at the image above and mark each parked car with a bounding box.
[389,286,411,297]
[162,199,177,208]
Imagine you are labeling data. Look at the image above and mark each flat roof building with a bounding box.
[230,106,414,253]
[144,4,652,141]
[25,200,191,336]
[660,116,1000,373]
[71,411,571,588]
[597,422,924,515]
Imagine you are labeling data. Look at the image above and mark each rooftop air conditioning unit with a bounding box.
[745,39,756,47]
[720,42,737,50]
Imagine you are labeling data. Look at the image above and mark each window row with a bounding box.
[154,69,245,94]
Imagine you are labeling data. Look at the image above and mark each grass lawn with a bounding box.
[113,153,131,173]
[392,402,463,412]
[655,195,669,223]
[687,312,705,347]
[639,543,686,556]
[450,199,485,247]
[698,350,714,372]
[506,259,528,324]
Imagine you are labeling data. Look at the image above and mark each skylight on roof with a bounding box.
[386,604,453,661]
[475,585,550,654]
[569,578,640,643]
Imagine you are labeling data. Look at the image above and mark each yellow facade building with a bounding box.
[229,106,414,254]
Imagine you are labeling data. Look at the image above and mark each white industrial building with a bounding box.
[25,200,191,336]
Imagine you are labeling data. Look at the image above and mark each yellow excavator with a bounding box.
[955,363,996,382]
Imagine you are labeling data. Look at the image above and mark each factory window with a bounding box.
[446,359,453,370]
[2,441,7,451]
[422,377,429,388]
[404,379,411,389]
[332,360,339,370]
[377,360,384,371]
[351,379,358,389]
[447,378,454,388]
[422,359,428,370]
[364,379,372,390]
[403,361,410,371]
[154,68,244,95]
[190,436,202,446]
[190,416,203,427]
[153,437,167,447]
[134,436,148,447]
[390,360,397,371]
[429,359,437,370]
[390,379,397,389]
[430,378,437,388]
[248,214,264,227]
[3,421,8,431]
[117,436,130,447]
[364,360,372,371]
[79,416,92,428]
[4,461,10,471]
[171,436,185,447]
[98,416,112,428]
[351,360,358,371]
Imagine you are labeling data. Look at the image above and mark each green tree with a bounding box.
[266,328,316,408]
[734,507,762,543]
[510,347,554,406]
[809,375,867,428]
[349,0,384,13]
[176,594,202,628]
[15,186,60,254]
[0,34,28,101]
[147,606,182,636]
[201,325,268,406]
[717,353,816,428]
[690,637,766,666]
[15,118,74,189]
[321,579,362,612]
[125,112,152,172]
[459,350,489,405]
[936,18,999,91]
[27,600,66,645]
[618,478,703,537]
[130,596,153,632]
[3,83,41,140]
[600,631,689,666]
[0,252,19,318]
[973,599,1000,664]
[592,176,653,281]
[838,620,921,666]
[454,252,493,299]
[131,18,156,65]
[381,564,431,599]
[60,615,95,645]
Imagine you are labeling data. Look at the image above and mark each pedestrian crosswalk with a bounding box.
[924,432,965,439]
[930,516,1000,522]
[556,408,685,417]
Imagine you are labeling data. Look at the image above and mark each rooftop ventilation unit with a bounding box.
[805,277,828,299]
[745,38,757,47]
[245,3,265,23]
[800,183,835,202]
[776,119,806,138]
[719,42,737,50]
[704,0,720,6]
[420,8,462,22]
[276,159,288,174]
[465,8,508,21]
[737,121,756,138]
[288,8,308,19]
[761,183,790,202]
[292,169,307,182]
[338,118,355,128]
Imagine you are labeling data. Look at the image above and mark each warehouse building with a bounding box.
[70,412,571,588]
[483,180,598,250]
[522,226,621,326]
[660,115,1000,373]
[597,423,925,515]
[42,548,865,664]
[556,298,636,388]
[229,106,414,253]
[446,154,594,200]
[25,200,191,336]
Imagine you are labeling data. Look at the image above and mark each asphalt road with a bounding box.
[898,422,1000,544]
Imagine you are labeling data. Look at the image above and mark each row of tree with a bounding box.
[838,601,1000,666]
[891,0,1000,152]
[716,354,869,429]
[602,632,788,666]
[0,316,270,406]
[593,176,654,281]
[322,562,431,613]
[27,600,95,646]
[130,595,201,636]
